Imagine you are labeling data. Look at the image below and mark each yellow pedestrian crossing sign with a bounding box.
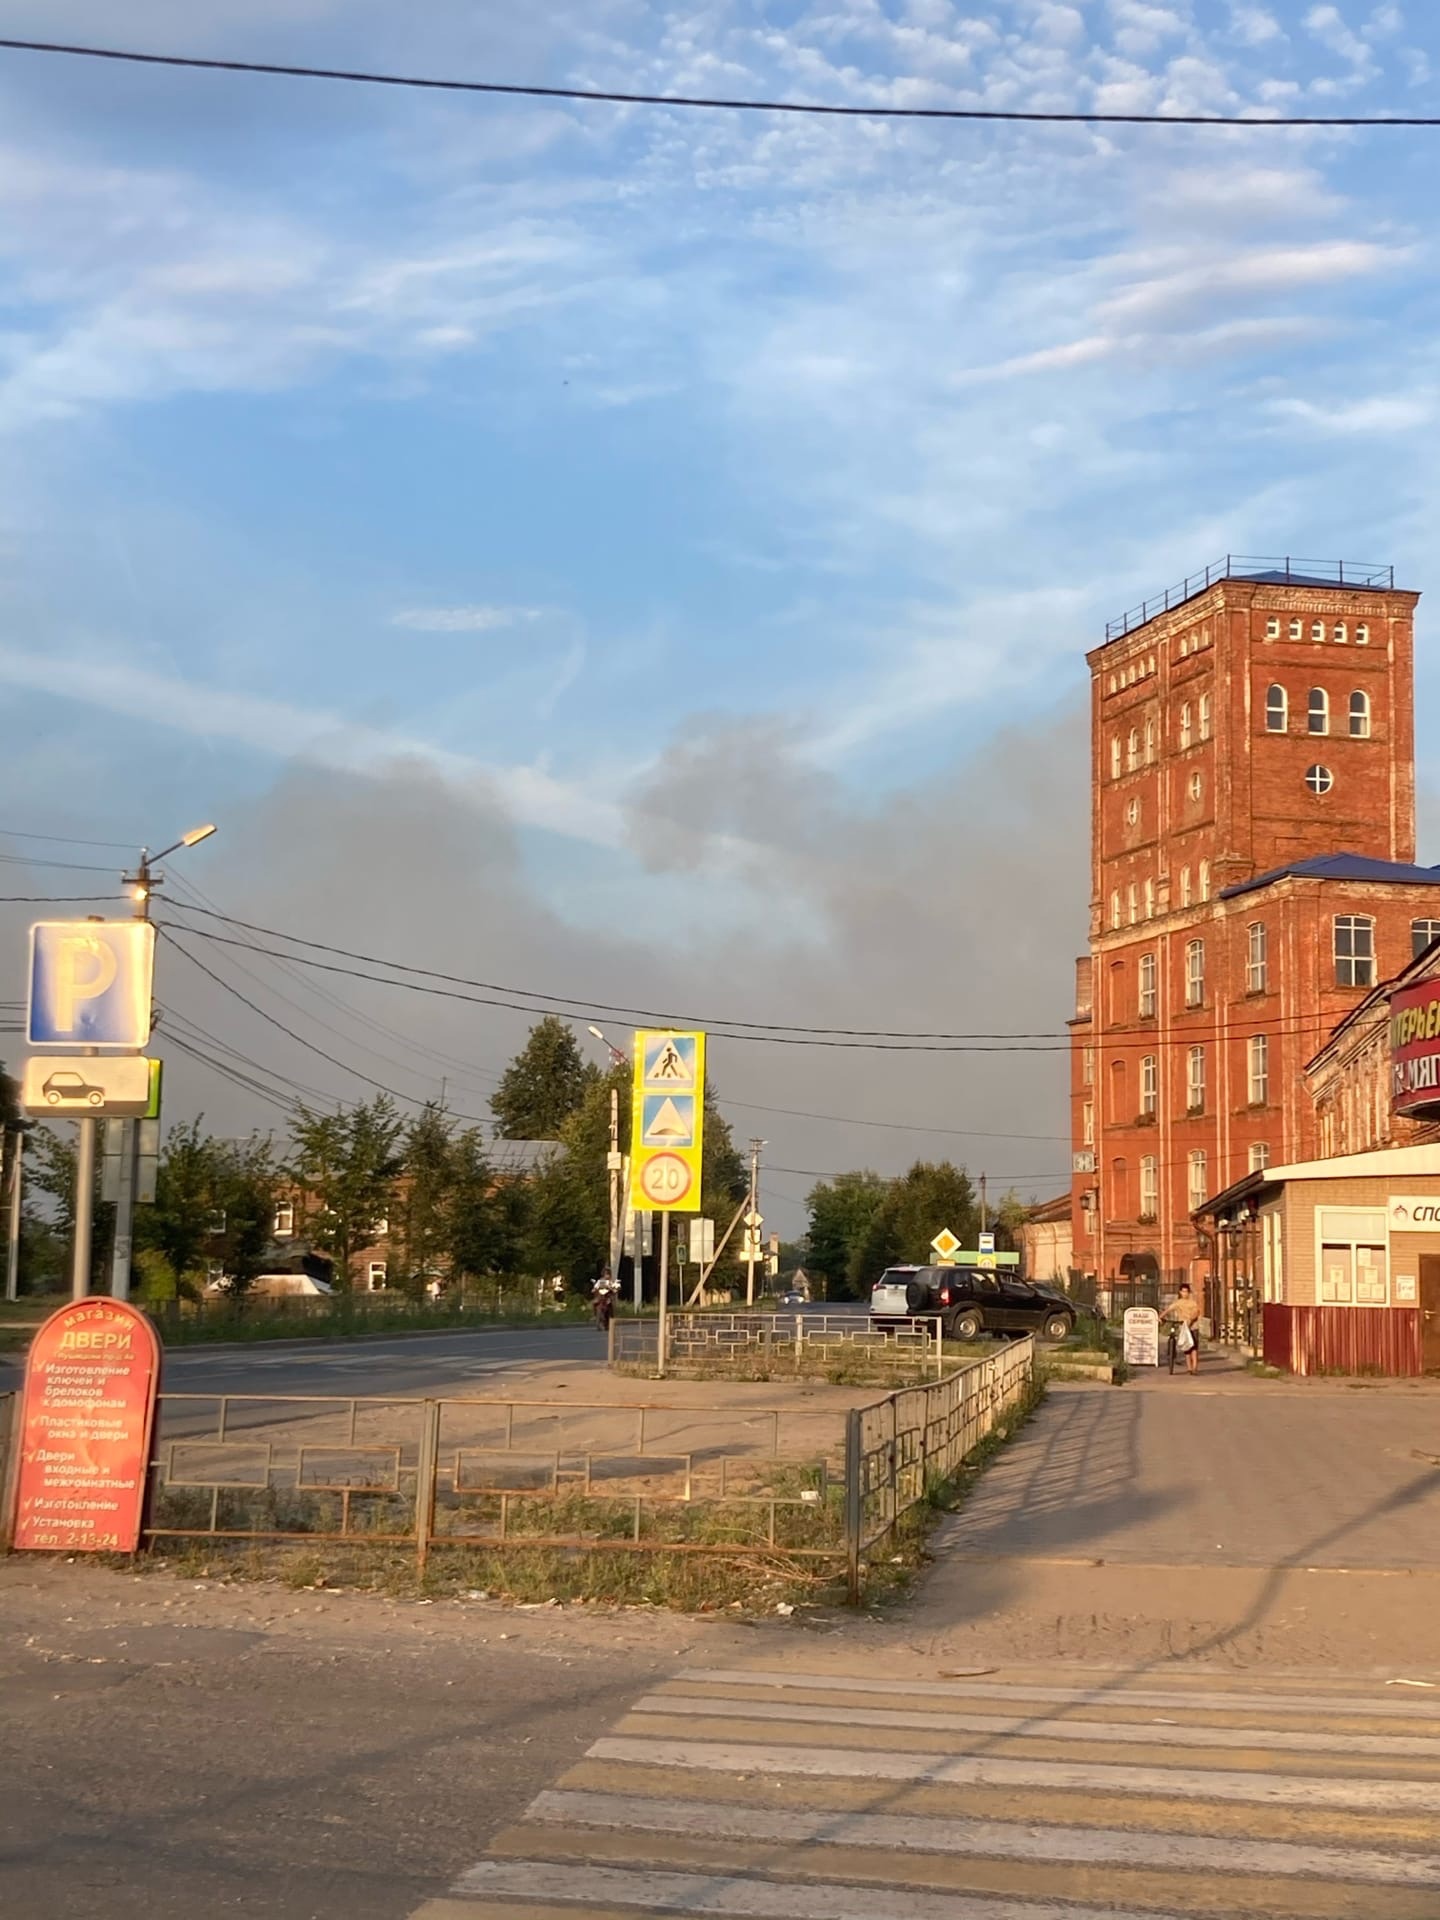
[632,1030,704,1212]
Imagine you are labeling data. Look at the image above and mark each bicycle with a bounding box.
[1167,1324,1180,1375]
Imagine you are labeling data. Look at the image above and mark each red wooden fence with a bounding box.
[1263,1305,1423,1377]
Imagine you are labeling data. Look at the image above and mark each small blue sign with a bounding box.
[642,1092,696,1149]
[643,1033,697,1088]
[29,922,156,1049]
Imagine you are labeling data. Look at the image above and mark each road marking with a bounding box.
[454,1859,1189,1919]
[672,1668,1440,1720]
[630,1692,1440,1758]
[525,1790,1440,1888]
[589,1735,1440,1810]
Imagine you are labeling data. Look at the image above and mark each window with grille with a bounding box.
[1334,915,1376,988]
[1185,939,1204,1007]
[1188,1150,1208,1210]
[1412,920,1440,960]
[1138,953,1156,1017]
[1349,690,1370,737]
[1306,763,1333,794]
[1248,1033,1269,1106]
[1140,1055,1157,1119]
[1186,1045,1205,1113]
[1308,688,1329,734]
[1265,684,1287,732]
[1140,1156,1158,1221]
[1247,921,1268,993]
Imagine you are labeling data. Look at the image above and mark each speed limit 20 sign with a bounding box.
[630,1030,705,1214]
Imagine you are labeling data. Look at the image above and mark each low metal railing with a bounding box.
[612,1311,944,1378]
[1105,555,1395,641]
[845,1336,1036,1601]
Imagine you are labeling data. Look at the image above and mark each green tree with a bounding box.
[25,1123,113,1290]
[446,1128,518,1281]
[393,1102,454,1298]
[134,1123,280,1297]
[805,1170,890,1300]
[288,1096,404,1289]
[491,1016,597,1140]
[521,1070,621,1283]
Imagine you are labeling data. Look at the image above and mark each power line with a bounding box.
[724,1097,1071,1142]
[0,893,128,904]
[1,37,1436,128]
[0,826,136,851]
[0,852,121,874]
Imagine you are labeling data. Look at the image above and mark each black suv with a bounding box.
[869,1264,1076,1343]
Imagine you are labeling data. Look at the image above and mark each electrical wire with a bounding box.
[2,37,1437,127]
[0,852,121,874]
[0,826,136,851]
[0,893,128,904]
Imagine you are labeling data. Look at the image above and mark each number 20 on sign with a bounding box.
[631,1029,705,1212]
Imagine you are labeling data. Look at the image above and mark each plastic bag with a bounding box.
[1175,1322,1195,1354]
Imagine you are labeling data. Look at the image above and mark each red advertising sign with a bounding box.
[1392,978,1440,1117]
[11,1298,161,1553]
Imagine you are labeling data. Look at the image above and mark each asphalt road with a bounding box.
[0,1561,745,1920]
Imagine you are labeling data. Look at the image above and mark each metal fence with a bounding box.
[612,1311,944,1379]
[1105,554,1394,641]
[3,1339,1037,1598]
[845,1336,1036,1600]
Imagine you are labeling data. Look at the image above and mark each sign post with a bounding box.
[11,1297,161,1553]
[631,1030,705,1376]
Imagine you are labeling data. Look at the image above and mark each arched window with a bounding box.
[1332,622,1347,644]
[1110,736,1121,778]
[1349,690,1371,738]
[1185,938,1205,1007]
[1198,692,1212,741]
[1179,867,1192,907]
[1138,953,1156,1017]
[1110,890,1121,930]
[1310,621,1324,642]
[1308,687,1329,735]
[1127,882,1138,925]
[1144,716,1157,764]
[1265,684,1287,732]
[1356,622,1370,645]
[1199,859,1210,901]
[1144,877,1155,919]
[1179,702,1192,749]
[1127,727,1140,771]
[1288,618,1303,640]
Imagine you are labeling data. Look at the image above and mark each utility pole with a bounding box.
[606,1086,622,1279]
[72,1083,98,1302]
[4,1123,24,1303]
[745,1137,764,1308]
[979,1172,988,1235]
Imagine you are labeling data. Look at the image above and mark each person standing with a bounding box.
[1161,1281,1202,1375]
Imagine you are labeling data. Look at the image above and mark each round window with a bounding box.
[1188,772,1203,801]
[1125,798,1139,825]
[1305,764,1334,794]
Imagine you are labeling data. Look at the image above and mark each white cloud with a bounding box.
[389,605,543,633]
[1268,392,1437,434]
[1228,5,1285,45]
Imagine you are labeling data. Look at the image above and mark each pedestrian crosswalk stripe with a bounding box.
[589,1734,1440,1809]
[452,1859,1195,1919]
[419,1667,1440,1920]
[672,1666,1440,1720]
[628,1690,1440,1758]
[525,1790,1440,1889]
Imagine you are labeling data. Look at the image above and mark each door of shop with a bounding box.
[1419,1256,1440,1371]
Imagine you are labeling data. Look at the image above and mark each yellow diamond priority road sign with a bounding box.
[931,1227,962,1264]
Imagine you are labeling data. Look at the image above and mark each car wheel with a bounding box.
[45,1092,60,1104]
[951,1310,984,1343]
[88,1091,104,1106]
[1041,1312,1073,1343]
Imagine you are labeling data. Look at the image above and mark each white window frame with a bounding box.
[1144,877,1155,919]
[1332,622,1347,644]
[1179,866,1192,908]
[1349,690,1370,738]
[1082,1100,1094,1146]
[1127,883,1138,926]
[1246,920,1268,993]
[1306,763,1334,795]
[1334,914,1376,988]
[1356,622,1370,645]
[1140,1054,1157,1119]
[1179,702,1192,749]
[1139,1155,1158,1222]
[1198,859,1210,901]
[1127,727,1140,772]
[1186,1045,1205,1113]
[273,1202,295,1239]
[1249,1142,1270,1174]
[1187,1149,1208,1211]
[1310,620,1325,643]
[1314,1209,1389,1308]
[1248,1033,1269,1107]
[367,1261,388,1291]
[1265,684,1287,732]
[1110,891,1121,930]
[1138,952,1157,1018]
[1083,1046,1095,1086]
[1265,616,1280,639]
[1144,716,1157,764]
[1198,692,1212,741]
[1188,771,1203,801]
[1263,1207,1283,1304]
[1110,737,1121,778]
[1412,919,1440,961]
[1308,687,1329,735]
[1288,618,1303,640]
[1185,938,1205,1008]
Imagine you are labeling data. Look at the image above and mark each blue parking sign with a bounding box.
[29,921,156,1049]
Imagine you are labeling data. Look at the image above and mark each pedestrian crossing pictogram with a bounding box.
[644,1033,696,1088]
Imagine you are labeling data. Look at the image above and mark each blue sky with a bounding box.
[1,2,1438,1226]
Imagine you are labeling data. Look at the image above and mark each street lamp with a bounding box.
[586,1023,629,1070]
[583,1025,630,1292]
[125,823,217,915]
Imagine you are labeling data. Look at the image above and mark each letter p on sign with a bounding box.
[28,922,156,1050]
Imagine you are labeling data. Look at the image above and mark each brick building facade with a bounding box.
[1069,558,1440,1288]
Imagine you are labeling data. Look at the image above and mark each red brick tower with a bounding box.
[1069,558,1438,1293]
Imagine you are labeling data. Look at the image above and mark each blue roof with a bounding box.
[1220,853,1440,901]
